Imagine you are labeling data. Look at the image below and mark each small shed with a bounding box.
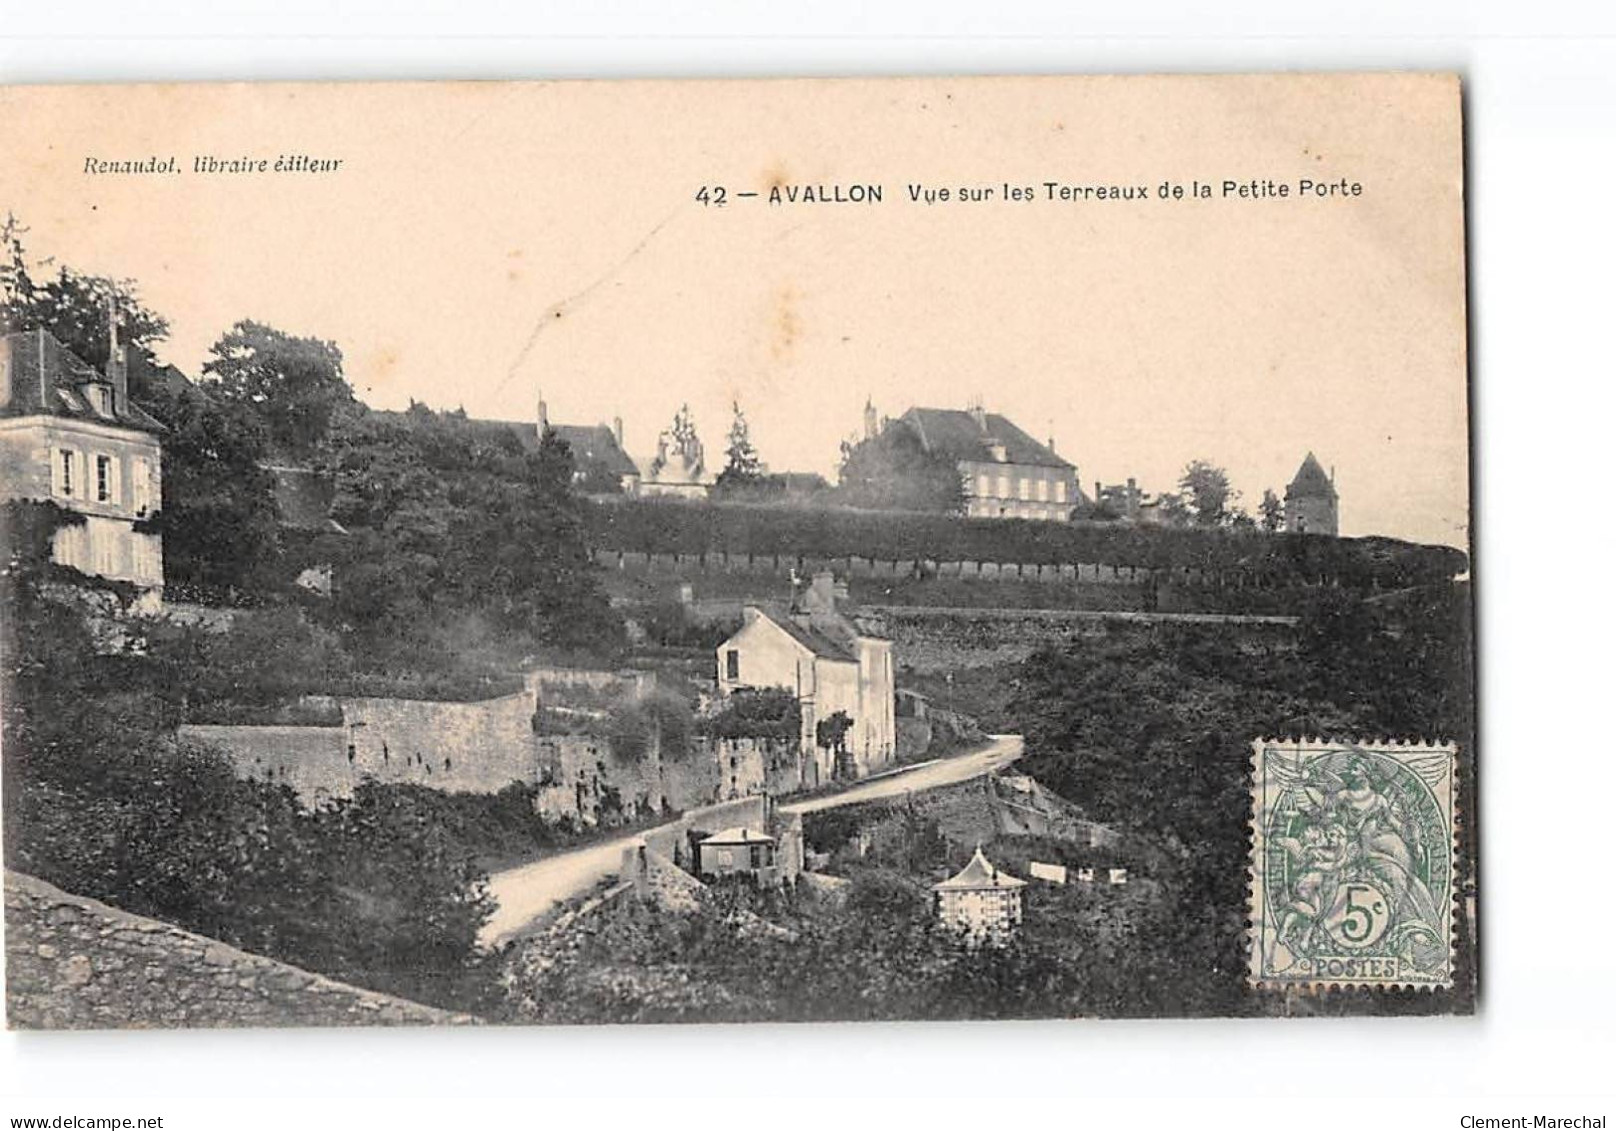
[933,847,1027,945]
[697,827,778,879]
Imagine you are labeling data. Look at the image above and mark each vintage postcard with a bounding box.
[0,74,1474,1027]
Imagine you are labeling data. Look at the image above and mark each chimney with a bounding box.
[537,391,549,432]
[612,415,624,447]
[106,299,127,414]
[863,397,877,441]
[969,400,987,431]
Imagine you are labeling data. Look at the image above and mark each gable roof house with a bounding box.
[0,329,165,596]
[897,404,1081,522]
[715,572,895,786]
[1283,451,1339,536]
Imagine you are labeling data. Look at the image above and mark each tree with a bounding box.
[836,422,967,514]
[1178,459,1237,527]
[204,320,354,456]
[320,406,622,657]
[144,381,285,598]
[714,401,763,493]
[1259,488,1284,533]
[0,214,169,379]
[1152,491,1191,527]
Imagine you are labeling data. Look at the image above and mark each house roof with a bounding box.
[0,331,165,433]
[128,352,204,403]
[753,605,859,663]
[550,423,640,478]
[267,465,347,534]
[933,847,1027,892]
[899,406,1073,471]
[1287,452,1337,500]
[372,410,640,478]
[701,826,776,846]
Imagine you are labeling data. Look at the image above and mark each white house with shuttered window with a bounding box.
[0,329,165,593]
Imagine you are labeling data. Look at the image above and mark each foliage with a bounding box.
[1178,458,1238,527]
[1008,583,1474,1016]
[603,688,694,763]
[141,378,286,599]
[584,497,1467,589]
[203,320,355,457]
[699,687,801,740]
[0,582,501,1015]
[1259,488,1284,533]
[714,400,763,493]
[815,709,853,752]
[633,600,739,651]
[835,421,967,513]
[1,215,170,374]
[318,406,622,659]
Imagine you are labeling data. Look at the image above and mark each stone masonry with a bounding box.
[4,871,470,1029]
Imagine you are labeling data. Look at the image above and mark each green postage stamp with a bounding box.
[1249,739,1458,990]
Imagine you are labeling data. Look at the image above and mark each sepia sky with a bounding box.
[0,74,1468,547]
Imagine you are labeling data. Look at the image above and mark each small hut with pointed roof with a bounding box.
[933,847,1027,946]
[1283,451,1339,536]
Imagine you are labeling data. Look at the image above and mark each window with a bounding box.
[89,385,113,416]
[975,473,990,498]
[725,649,740,681]
[1054,479,1067,503]
[1018,477,1030,500]
[96,454,113,503]
[132,457,152,515]
[56,449,75,497]
[996,474,1010,498]
[1037,478,1049,501]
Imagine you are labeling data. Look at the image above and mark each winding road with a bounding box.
[479,734,1023,947]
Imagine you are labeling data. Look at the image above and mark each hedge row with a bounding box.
[584,498,1467,589]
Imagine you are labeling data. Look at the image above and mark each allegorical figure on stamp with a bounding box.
[1256,744,1454,986]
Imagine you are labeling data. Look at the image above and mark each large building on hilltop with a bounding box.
[894,404,1079,522]
[1283,451,1339,536]
[0,329,165,592]
[715,572,895,783]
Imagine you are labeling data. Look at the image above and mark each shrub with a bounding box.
[700,687,801,740]
[584,497,1466,588]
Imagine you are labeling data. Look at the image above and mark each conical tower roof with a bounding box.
[1286,452,1337,500]
[933,847,1027,892]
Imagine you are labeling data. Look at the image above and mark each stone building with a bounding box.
[696,826,779,882]
[715,572,895,781]
[933,847,1027,946]
[638,405,713,499]
[0,329,165,594]
[896,404,1079,521]
[1283,451,1339,536]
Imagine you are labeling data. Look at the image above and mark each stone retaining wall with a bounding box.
[4,871,468,1029]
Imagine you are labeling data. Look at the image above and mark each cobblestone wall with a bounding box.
[4,872,467,1029]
